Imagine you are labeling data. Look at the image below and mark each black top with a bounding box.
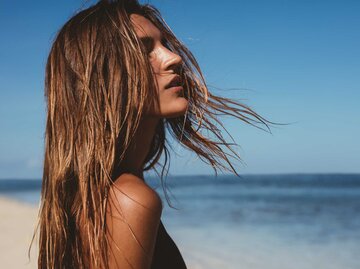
[151,221,188,269]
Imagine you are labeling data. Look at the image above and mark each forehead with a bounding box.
[130,14,161,39]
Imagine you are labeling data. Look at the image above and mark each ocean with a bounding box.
[1,174,359,269]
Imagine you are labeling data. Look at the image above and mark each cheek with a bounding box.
[149,57,160,74]
[149,57,167,90]
[153,72,167,93]
[150,66,162,91]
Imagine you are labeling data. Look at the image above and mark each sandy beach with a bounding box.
[0,197,38,269]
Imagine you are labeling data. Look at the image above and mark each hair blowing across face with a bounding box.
[32,0,277,268]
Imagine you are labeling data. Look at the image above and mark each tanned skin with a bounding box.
[106,14,188,269]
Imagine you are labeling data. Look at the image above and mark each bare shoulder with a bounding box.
[109,173,163,213]
[106,173,162,269]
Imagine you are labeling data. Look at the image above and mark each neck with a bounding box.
[115,116,160,181]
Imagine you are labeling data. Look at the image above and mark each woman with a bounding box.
[33,0,273,268]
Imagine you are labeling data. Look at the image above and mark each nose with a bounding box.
[163,48,183,74]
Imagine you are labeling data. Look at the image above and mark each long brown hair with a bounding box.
[33,0,277,268]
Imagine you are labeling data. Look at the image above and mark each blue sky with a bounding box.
[0,0,359,178]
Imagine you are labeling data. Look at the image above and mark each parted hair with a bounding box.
[33,0,274,268]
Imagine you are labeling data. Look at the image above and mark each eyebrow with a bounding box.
[139,30,164,44]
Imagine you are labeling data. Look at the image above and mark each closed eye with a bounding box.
[140,36,155,54]
[140,35,171,56]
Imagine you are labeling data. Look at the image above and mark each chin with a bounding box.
[161,97,189,118]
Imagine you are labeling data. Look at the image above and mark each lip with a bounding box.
[165,75,182,90]
[167,85,183,92]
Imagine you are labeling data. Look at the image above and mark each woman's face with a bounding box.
[130,14,188,118]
